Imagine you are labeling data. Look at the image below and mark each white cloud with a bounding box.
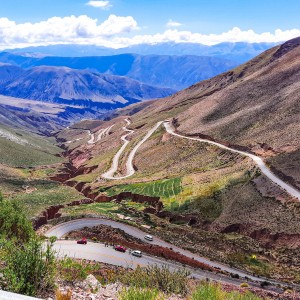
[114,27,300,47]
[166,19,182,28]
[0,15,299,50]
[86,1,111,9]
[0,15,138,49]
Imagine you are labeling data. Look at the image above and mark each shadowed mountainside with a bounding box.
[0,65,174,110]
[0,52,238,90]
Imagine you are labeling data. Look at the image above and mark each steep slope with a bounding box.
[0,66,174,109]
[0,52,238,90]
[122,37,300,187]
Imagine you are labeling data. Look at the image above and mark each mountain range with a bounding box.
[0,65,174,110]
[0,52,238,90]
[6,41,277,63]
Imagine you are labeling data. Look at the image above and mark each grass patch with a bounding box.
[191,282,262,300]
[227,253,272,278]
[9,182,82,217]
[118,265,190,296]
[61,202,123,218]
[0,126,62,167]
[105,177,182,199]
[118,287,162,300]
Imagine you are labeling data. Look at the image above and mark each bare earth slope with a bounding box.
[128,37,300,188]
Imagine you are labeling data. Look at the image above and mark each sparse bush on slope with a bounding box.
[2,237,56,296]
[118,264,189,295]
[190,282,262,300]
[0,197,56,297]
[0,199,34,242]
[118,287,163,300]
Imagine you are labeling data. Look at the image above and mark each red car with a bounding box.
[114,245,126,252]
[77,238,87,244]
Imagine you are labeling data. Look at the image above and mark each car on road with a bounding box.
[114,245,126,252]
[144,234,153,241]
[131,250,142,257]
[77,238,87,244]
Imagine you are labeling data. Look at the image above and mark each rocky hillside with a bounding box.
[125,36,300,188]
[0,65,174,109]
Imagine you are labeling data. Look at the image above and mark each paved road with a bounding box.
[45,218,267,282]
[164,122,300,201]
[51,239,250,287]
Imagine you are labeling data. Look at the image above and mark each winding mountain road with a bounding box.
[102,119,163,180]
[102,119,134,179]
[88,125,114,145]
[164,122,300,201]
[101,118,300,200]
[46,218,272,285]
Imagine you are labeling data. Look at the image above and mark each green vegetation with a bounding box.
[118,265,190,296]
[10,181,83,217]
[228,253,271,277]
[0,132,62,167]
[0,200,34,242]
[2,237,56,296]
[62,202,122,217]
[58,257,99,283]
[191,282,262,300]
[62,200,149,219]
[118,287,162,300]
[105,177,182,198]
[0,199,56,297]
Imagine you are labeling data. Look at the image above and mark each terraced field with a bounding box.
[105,177,182,198]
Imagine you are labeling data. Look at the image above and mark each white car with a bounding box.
[144,234,153,241]
[131,250,142,257]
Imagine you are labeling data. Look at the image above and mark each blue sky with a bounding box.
[0,0,300,49]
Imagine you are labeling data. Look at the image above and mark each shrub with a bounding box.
[190,282,262,300]
[118,264,189,295]
[240,282,250,288]
[58,257,93,283]
[2,237,56,296]
[0,199,34,243]
[118,287,163,300]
